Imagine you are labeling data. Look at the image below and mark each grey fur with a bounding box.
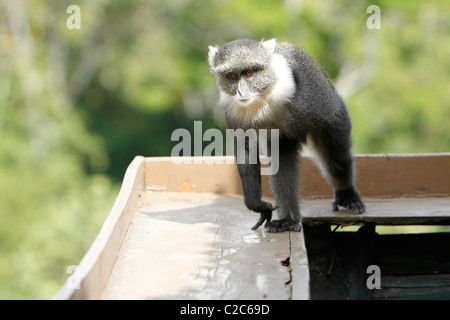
[208,39,365,232]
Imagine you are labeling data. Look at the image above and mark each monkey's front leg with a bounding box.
[237,162,277,230]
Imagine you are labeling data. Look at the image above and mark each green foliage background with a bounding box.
[0,0,449,299]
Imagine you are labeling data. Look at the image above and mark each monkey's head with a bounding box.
[208,39,278,105]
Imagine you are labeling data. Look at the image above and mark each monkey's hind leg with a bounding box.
[266,138,302,232]
[308,131,365,214]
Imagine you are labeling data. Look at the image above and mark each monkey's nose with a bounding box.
[237,79,253,100]
[237,88,250,99]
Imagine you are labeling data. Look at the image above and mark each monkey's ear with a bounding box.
[262,38,277,55]
[208,46,218,67]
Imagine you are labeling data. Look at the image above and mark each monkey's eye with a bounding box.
[229,73,238,79]
[244,70,253,77]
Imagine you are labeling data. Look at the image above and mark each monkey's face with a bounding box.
[208,39,277,106]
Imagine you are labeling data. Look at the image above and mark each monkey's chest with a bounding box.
[227,98,285,125]
[230,102,303,140]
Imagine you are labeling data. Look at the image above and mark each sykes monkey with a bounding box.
[208,39,365,232]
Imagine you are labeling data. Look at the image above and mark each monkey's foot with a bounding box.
[332,200,365,214]
[333,187,365,214]
[266,218,301,233]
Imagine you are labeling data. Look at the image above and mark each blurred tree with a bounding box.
[0,0,117,298]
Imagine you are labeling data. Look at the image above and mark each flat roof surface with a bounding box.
[101,191,450,299]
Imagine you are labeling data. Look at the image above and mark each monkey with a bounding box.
[208,39,365,232]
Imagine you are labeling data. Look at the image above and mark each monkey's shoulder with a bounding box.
[275,41,334,89]
[275,42,313,63]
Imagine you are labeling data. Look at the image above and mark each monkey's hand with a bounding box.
[250,202,278,230]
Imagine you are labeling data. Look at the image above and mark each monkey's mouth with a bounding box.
[237,93,259,104]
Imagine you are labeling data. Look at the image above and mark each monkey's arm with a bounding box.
[237,162,277,230]
[235,141,277,230]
